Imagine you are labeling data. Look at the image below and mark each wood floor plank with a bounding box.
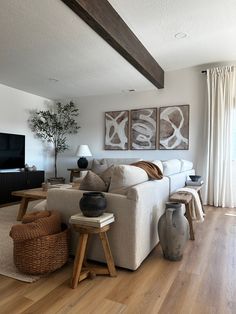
[157,270,201,313]
[107,250,180,313]
[23,262,72,301]
[0,296,33,314]
[178,207,218,276]
[0,206,236,314]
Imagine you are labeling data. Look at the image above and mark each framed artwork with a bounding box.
[130,108,157,150]
[159,104,189,150]
[104,110,129,150]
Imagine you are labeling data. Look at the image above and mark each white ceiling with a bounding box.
[0,0,235,99]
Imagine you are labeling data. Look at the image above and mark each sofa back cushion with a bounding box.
[91,159,108,174]
[162,159,182,176]
[180,159,193,172]
[151,160,164,174]
[105,158,142,167]
[109,165,149,195]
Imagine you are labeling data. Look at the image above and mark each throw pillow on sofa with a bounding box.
[99,165,114,189]
[79,170,107,192]
[109,165,149,195]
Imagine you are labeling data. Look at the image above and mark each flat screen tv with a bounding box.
[0,133,25,169]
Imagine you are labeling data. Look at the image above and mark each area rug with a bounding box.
[0,203,40,282]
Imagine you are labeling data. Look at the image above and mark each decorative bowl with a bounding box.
[189,175,201,182]
[79,192,107,217]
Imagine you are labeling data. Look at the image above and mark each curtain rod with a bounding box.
[201,70,207,74]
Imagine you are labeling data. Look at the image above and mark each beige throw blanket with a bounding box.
[131,161,163,180]
[177,187,204,222]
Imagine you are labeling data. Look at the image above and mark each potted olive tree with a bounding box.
[29,101,80,183]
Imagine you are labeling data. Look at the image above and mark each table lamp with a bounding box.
[76,145,92,169]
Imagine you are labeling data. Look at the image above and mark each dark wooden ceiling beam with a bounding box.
[61,0,164,88]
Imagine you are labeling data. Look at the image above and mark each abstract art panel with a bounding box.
[104,110,129,150]
[130,108,157,150]
[159,105,189,150]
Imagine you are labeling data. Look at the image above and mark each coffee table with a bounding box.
[12,188,47,221]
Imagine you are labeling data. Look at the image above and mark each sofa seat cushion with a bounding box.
[162,159,182,176]
[109,165,149,195]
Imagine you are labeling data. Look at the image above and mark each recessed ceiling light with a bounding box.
[48,78,59,82]
[174,32,187,39]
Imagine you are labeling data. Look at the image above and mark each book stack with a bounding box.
[186,179,204,186]
[70,212,115,228]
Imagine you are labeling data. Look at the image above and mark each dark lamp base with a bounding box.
[77,157,88,169]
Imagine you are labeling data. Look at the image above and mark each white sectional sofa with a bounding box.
[34,158,194,270]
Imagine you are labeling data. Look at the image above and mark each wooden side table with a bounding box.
[71,223,117,289]
[67,168,90,182]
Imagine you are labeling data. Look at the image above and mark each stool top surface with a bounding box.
[170,192,192,204]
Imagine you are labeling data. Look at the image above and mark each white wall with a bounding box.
[0,83,54,178]
[0,66,206,183]
[59,66,206,181]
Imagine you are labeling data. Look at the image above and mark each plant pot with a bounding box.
[47,177,65,185]
[158,202,189,261]
[79,192,107,217]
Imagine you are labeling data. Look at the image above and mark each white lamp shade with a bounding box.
[76,145,92,157]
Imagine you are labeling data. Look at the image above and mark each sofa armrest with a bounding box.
[46,188,132,222]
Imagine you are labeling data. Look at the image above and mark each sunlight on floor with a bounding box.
[225,210,236,217]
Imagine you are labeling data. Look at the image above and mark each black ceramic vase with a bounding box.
[79,192,107,217]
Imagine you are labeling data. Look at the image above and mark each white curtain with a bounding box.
[203,66,236,207]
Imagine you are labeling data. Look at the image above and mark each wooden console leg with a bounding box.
[99,232,117,277]
[71,233,88,289]
[185,203,195,241]
[17,197,30,221]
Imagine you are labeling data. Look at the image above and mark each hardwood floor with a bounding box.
[1,206,236,314]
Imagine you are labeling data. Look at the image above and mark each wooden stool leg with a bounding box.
[82,234,90,267]
[185,203,195,241]
[17,197,29,221]
[198,190,205,213]
[99,232,117,277]
[71,233,88,289]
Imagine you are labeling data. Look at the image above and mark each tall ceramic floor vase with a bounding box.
[158,202,189,261]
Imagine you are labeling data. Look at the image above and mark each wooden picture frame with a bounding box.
[130,108,157,150]
[159,104,190,150]
[104,110,129,150]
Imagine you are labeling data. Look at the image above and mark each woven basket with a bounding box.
[13,224,69,275]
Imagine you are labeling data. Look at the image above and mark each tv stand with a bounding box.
[0,170,45,205]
